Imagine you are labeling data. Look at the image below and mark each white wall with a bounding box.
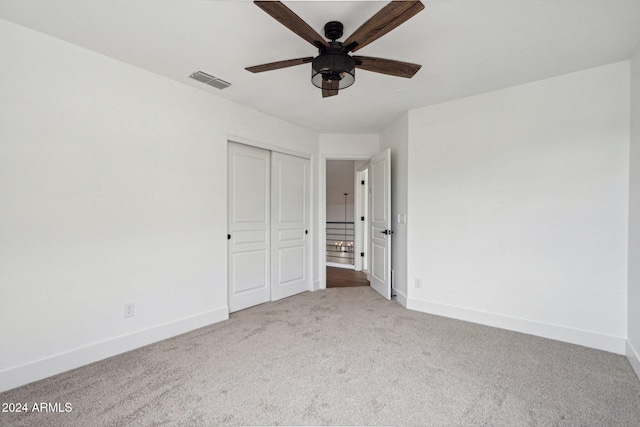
[0,19,318,392]
[319,134,380,157]
[407,62,630,354]
[379,114,409,305]
[628,47,640,376]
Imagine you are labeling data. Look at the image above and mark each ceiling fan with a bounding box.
[245,1,424,98]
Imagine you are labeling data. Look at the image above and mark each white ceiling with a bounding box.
[1,0,639,133]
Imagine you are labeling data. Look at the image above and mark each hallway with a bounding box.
[326,267,369,288]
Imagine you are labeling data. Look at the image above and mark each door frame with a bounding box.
[319,153,372,290]
[355,166,369,273]
[228,135,312,161]
[227,135,314,310]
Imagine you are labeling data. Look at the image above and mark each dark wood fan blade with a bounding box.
[343,1,424,53]
[354,56,421,78]
[246,57,314,73]
[322,79,339,98]
[255,1,329,49]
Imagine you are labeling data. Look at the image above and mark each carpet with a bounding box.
[1,287,639,426]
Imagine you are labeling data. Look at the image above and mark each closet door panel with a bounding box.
[228,142,271,312]
[271,152,311,301]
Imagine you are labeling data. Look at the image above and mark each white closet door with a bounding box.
[369,148,392,300]
[271,152,312,301]
[228,143,271,312]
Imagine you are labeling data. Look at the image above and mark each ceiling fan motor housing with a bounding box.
[324,21,344,40]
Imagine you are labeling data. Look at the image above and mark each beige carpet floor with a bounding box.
[1,287,640,426]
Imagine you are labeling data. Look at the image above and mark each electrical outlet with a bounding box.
[415,278,422,289]
[124,303,135,318]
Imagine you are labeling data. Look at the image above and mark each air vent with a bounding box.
[189,71,231,90]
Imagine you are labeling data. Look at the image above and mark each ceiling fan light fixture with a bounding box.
[311,52,355,90]
[248,1,425,98]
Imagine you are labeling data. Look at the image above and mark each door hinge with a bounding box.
[361,252,365,257]
[361,180,365,185]
[361,216,365,221]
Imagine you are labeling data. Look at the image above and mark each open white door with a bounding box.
[369,148,392,300]
[228,143,271,312]
[271,152,312,301]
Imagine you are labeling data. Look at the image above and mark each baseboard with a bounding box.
[407,297,626,355]
[393,288,407,307]
[627,340,640,380]
[313,280,323,291]
[0,307,229,393]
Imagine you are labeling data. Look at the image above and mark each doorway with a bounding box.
[322,149,391,299]
[325,160,357,269]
